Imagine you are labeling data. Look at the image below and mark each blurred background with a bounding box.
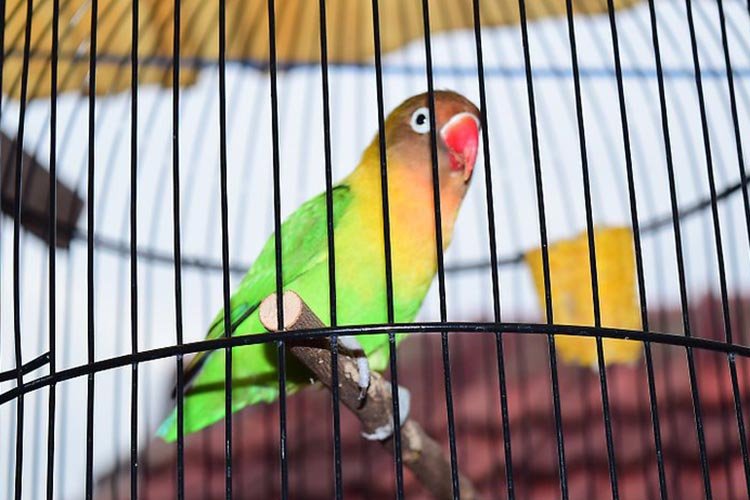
[1,0,750,498]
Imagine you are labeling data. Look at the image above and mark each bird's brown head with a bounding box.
[374,90,481,199]
[349,91,481,249]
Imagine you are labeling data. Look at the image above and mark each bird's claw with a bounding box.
[361,385,411,441]
[357,386,368,407]
[355,355,371,404]
[337,336,371,405]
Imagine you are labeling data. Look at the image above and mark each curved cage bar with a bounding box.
[1,0,750,499]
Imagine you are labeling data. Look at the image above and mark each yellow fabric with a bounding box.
[4,0,642,99]
[524,226,643,367]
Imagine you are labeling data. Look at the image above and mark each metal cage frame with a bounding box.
[1,0,750,499]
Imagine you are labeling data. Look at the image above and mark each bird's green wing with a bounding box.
[158,186,352,441]
[180,185,353,387]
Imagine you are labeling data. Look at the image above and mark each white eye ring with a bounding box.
[410,107,430,134]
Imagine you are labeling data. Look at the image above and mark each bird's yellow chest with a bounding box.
[341,171,443,290]
[331,158,463,323]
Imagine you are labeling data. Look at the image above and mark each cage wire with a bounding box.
[0,0,750,498]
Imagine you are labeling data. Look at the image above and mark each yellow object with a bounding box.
[1,0,197,100]
[2,0,643,100]
[524,227,643,367]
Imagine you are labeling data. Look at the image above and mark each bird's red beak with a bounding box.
[440,112,479,183]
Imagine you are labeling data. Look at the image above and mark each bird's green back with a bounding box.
[158,184,414,441]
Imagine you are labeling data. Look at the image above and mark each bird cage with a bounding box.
[1,0,749,498]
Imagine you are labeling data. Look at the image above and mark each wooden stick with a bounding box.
[259,291,480,500]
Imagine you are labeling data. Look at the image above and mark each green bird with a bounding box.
[158,90,480,441]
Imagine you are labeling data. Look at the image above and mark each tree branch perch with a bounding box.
[259,291,480,500]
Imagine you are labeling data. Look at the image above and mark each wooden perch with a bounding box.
[0,132,84,248]
[259,291,480,500]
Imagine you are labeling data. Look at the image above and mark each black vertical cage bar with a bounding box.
[0,11,4,489]
[642,18,686,500]
[547,0,626,222]
[535,0,587,233]
[370,1,405,496]
[561,1,620,497]
[171,0,186,497]
[2,2,17,496]
[708,355,732,498]
[713,0,750,441]
[419,0,461,496]
[602,0,668,497]
[713,7,750,355]
[52,83,84,500]
[83,10,97,499]
[176,0,226,243]
[516,0,569,498]
[0,0,4,126]
[646,37,678,500]
[217,0,234,496]
[226,2,266,497]
[45,0,60,496]
[50,50,93,495]
[542,0,611,488]
[126,2,190,487]
[129,0,141,497]
[316,0,344,497]
[715,0,750,491]
[630,5,706,487]
[84,0,99,498]
[266,0,289,497]
[480,2,534,490]
[607,6,666,500]
[712,2,750,488]
[12,0,34,497]
[228,3,276,489]
[684,0,750,494]
[469,1,515,498]
[434,3,472,475]
[169,2,225,485]
[30,255,47,499]
[695,2,747,496]
[434,0,470,480]
[91,17,134,494]
[645,1,712,497]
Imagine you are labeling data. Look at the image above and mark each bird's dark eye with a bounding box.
[410,107,430,134]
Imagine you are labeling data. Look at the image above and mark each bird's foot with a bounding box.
[361,385,411,441]
[336,336,370,405]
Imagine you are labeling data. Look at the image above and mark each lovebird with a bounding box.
[158,90,480,441]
